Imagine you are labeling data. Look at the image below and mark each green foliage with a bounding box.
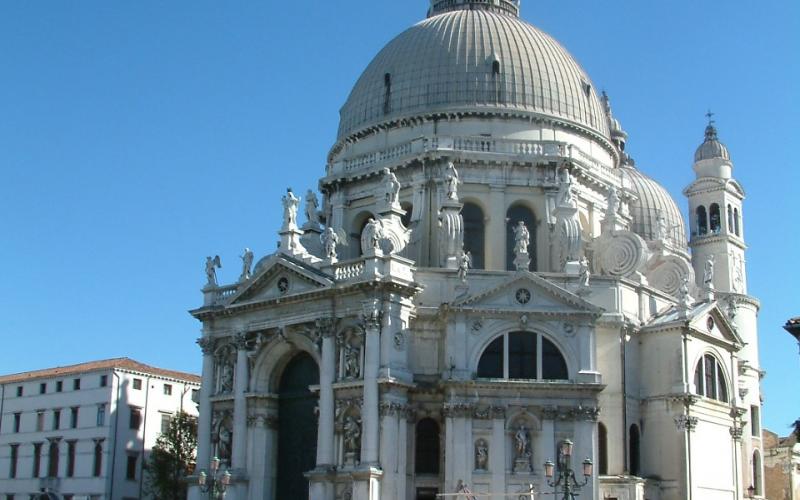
[144,410,198,500]
[792,418,800,440]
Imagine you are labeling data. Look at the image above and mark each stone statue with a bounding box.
[362,218,384,252]
[579,256,591,287]
[513,221,530,256]
[305,189,320,226]
[343,415,361,454]
[557,166,575,205]
[458,250,471,283]
[282,188,300,229]
[217,422,232,463]
[344,344,360,379]
[321,227,340,260]
[607,187,620,216]
[445,162,460,200]
[475,440,489,471]
[239,248,254,282]
[733,255,744,292]
[515,425,530,460]
[381,168,401,206]
[679,277,692,310]
[703,255,715,288]
[218,361,234,394]
[205,255,221,287]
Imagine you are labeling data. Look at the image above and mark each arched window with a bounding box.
[506,204,536,271]
[463,202,485,270]
[400,202,413,228]
[629,424,641,476]
[696,206,708,236]
[598,423,608,475]
[727,204,733,233]
[709,203,721,233]
[753,450,763,496]
[734,208,741,236]
[415,418,440,474]
[477,332,568,380]
[693,354,729,403]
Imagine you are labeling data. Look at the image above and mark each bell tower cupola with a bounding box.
[684,114,747,295]
[428,0,520,17]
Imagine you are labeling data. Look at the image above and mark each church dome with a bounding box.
[620,165,688,249]
[694,123,730,162]
[337,3,610,142]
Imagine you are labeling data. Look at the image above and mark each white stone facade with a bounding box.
[0,358,200,500]
[189,2,763,499]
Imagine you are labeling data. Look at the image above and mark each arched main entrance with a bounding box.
[276,352,320,499]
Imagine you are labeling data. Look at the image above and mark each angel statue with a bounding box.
[362,218,384,252]
[381,168,401,206]
[282,188,300,229]
[321,227,340,260]
[239,248,254,282]
[445,162,460,200]
[205,255,222,286]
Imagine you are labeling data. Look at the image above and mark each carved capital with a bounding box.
[491,406,507,419]
[197,337,215,355]
[234,332,249,350]
[316,317,336,338]
[729,425,744,440]
[442,402,475,418]
[379,401,410,417]
[247,414,279,429]
[473,407,491,420]
[361,299,383,331]
[674,414,699,432]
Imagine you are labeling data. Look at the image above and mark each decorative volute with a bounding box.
[428,0,520,17]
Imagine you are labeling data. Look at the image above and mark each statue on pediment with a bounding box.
[205,255,221,287]
[282,188,300,230]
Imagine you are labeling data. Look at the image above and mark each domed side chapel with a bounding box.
[189,2,762,499]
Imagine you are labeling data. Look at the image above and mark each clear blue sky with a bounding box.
[1,1,797,433]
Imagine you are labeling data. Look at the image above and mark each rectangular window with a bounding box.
[36,411,45,432]
[751,405,761,437]
[47,440,59,478]
[129,407,142,430]
[13,413,21,433]
[53,409,61,431]
[125,454,138,480]
[32,442,42,478]
[70,407,79,428]
[100,375,108,387]
[96,404,106,427]
[6,494,14,500]
[66,441,76,477]
[132,378,142,390]
[16,386,22,397]
[56,381,63,392]
[73,378,81,390]
[93,440,103,477]
[160,413,172,434]
[39,383,46,395]
[191,388,199,401]
[9,444,18,479]
[163,383,172,396]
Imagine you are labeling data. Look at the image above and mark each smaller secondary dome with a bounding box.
[620,165,688,250]
[694,122,730,162]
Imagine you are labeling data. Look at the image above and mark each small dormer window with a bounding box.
[383,73,392,115]
[492,60,501,76]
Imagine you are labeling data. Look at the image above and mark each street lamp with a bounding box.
[544,439,593,499]
[198,456,231,499]
[746,485,756,498]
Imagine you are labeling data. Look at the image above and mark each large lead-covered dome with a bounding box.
[337,4,610,142]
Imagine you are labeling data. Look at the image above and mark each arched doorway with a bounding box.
[276,352,320,499]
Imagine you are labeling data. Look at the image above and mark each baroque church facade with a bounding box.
[189,1,763,499]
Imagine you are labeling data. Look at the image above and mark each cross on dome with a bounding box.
[428,0,521,18]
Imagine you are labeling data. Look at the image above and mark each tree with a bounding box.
[792,418,800,441]
[144,411,198,500]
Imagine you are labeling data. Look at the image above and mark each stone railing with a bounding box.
[333,136,572,175]
[333,260,366,281]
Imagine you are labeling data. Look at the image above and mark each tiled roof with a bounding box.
[0,358,201,385]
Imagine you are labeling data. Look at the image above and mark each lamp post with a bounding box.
[746,485,756,498]
[544,439,593,499]
[198,456,231,499]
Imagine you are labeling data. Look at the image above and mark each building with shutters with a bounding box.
[188,1,764,499]
[0,358,200,500]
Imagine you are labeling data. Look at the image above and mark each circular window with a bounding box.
[707,316,715,331]
[515,288,531,305]
[277,277,290,295]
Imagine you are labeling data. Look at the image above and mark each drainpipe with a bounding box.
[109,371,122,499]
[138,376,152,498]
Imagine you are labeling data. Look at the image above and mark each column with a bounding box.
[318,324,336,466]
[573,418,597,500]
[444,406,456,491]
[361,306,381,465]
[486,184,506,270]
[196,337,215,472]
[232,333,249,471]
[490,407,505,494]
[378,403,400,499]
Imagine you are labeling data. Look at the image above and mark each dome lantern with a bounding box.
[694,111,730,163]
[428,0,520,17]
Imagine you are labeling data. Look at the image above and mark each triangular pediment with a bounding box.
[452,271,603,316]
[687,302,743,346]
[226,254,334,306]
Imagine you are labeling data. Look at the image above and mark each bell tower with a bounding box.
[683,115,747,295]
